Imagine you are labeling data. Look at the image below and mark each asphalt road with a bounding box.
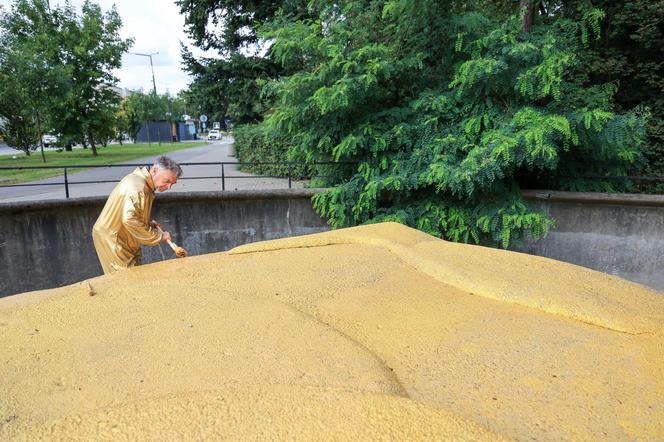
[0,137,304,203]
[0,144,13,156]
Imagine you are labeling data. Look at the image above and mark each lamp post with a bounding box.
[129,51,158,95]
[129,51,159,144]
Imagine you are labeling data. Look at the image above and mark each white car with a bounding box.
[42,134,58,147]
[207,130,221,140]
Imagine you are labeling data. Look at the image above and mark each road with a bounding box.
[0,137,304,203]
[0,142,90,156]
[0,143,14,156]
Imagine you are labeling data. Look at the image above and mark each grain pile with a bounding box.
[1,222,662,440]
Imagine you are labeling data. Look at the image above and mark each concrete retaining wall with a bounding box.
[0,190,329,297]
[1,189,662,298]
[517,190,664,292]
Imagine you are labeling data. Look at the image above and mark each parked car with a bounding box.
[207,130,221,140]
[42,134,58,147]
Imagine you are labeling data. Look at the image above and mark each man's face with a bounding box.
[150,167,178,192]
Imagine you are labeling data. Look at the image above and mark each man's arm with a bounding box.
[121,192,163,246]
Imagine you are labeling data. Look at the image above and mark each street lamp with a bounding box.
[129,51,158,95]
[129,51,160,144]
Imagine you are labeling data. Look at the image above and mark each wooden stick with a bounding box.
[156,226,188,257]
[157,226,178,253]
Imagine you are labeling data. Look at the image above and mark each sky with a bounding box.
[0,0,215,94]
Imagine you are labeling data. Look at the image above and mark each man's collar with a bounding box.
[137,166,156,192]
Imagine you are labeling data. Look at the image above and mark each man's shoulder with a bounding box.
[119,168,151,195]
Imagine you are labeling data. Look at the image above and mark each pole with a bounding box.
[148,54,157,95]
[129,52,159,95]
[64,167,69,199]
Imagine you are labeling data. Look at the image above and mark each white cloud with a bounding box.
[0,0,218,94]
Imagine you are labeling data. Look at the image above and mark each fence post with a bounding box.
[221,163,225,191]
[288,163,292,189]
[64,167,70,199]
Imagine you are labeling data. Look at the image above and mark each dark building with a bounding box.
[135,120,199,143]
[135,120,173,143]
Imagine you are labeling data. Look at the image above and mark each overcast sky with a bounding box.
[0,0,215,94]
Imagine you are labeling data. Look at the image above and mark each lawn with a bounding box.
[0,142,208,184]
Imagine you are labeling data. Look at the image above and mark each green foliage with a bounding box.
[0,0,69,159]
[538,0,664,181]
[181,50,277,126]
[260,0,645,248]
[116,91,188,144]
[177,1,312,131]
[176,0,310,55]
[233,123,310,179]
[116,94,143,141]
[0,0,132,158]
[573,0,664,178]
[50,1,133,154]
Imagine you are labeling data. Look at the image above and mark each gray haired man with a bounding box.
[92,155,183,274]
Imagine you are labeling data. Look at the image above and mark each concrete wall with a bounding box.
[0,190,329,298]
[1,189,662,298]
[516,190,664,292]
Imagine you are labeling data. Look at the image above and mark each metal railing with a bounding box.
[0,161,357,198]
[2,162,662,199]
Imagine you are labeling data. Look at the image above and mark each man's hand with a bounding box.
[151,220,170,242]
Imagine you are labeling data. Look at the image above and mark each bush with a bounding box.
[233,123,311,179]
[261,3,646,248]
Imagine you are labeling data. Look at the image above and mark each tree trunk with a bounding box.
[36,113,46,163]
[521,1,537,33]
[89,132,98,156]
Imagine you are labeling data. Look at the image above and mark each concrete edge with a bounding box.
[0,189,327,213]
[3,188,662,213]
[521,189,664,207]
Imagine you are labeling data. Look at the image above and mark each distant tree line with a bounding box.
[116,91,190,145]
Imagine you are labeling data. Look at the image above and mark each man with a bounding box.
[92,155,182,274]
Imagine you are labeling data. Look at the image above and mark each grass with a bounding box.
[0,142,208,184]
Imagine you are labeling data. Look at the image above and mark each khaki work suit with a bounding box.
[92,167,162,274]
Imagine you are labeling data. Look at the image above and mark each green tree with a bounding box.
[261,0,645,247]
[177,0,311,126]
[117,91,186,145]
[170,91,190,122]
[489,0,664,179]
[0,0,69,161]
[176,0,309,54]
[0,49,42,157]
[116,94,144,142]
[0,0,132,158]
[52,1,132,155]
[576,0,664,177]
[182,49,277,126]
